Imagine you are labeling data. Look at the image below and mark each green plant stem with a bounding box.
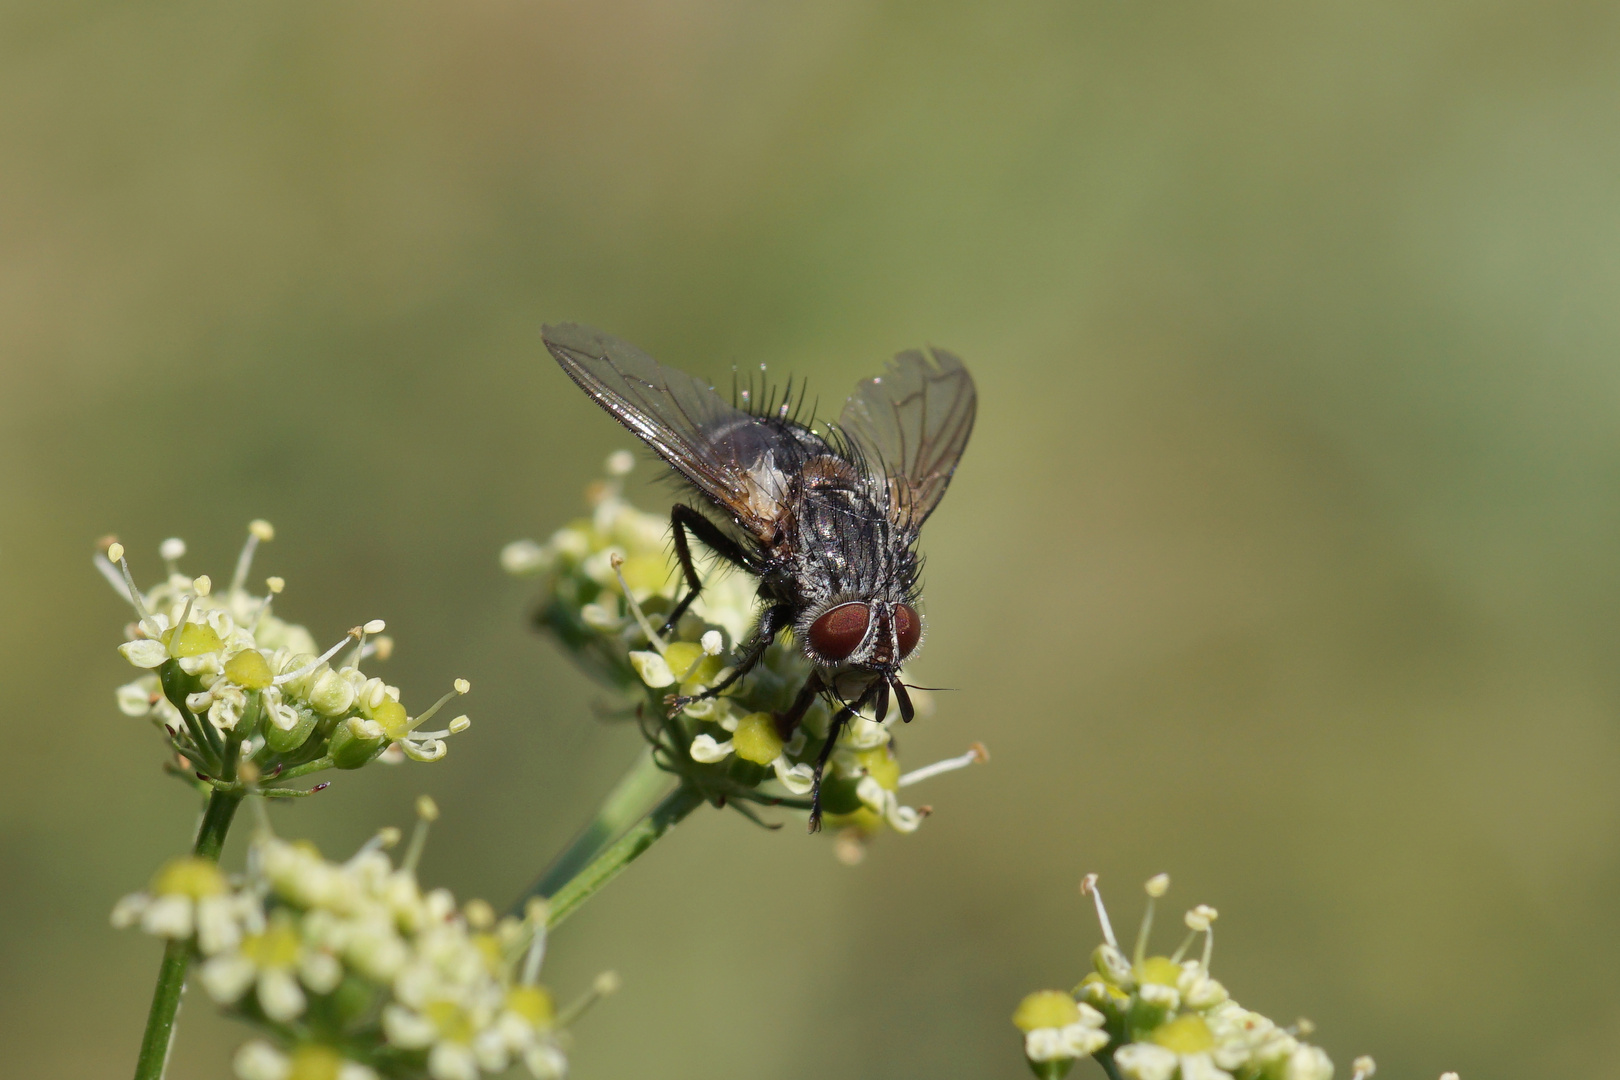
[1094,1051,1125,1080]
[517,747,673,907]
[543,781,706,930]
[132,788,244,1080]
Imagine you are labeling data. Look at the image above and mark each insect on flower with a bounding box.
[544,324,976,831]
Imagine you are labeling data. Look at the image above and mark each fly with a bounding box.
[543,323,977,831]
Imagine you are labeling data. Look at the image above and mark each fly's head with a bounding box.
[796,580,923,723]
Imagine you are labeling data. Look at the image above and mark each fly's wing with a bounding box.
[836,347,977,531]
[543,323,798,537]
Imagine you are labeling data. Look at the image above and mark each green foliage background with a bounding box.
[3,2,1618,1077]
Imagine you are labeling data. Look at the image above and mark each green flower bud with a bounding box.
[1093,944,1134,987]
[264,704,318,754]
[726,757,769,787]
[307,669,357,716]
[276,653,319,698]
[815,773,867,816]
[327,973,380,1026]
[1127,982,1180,1038]
[329,716,387,769]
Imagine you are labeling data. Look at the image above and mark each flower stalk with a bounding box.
[132,787,243,1080]
[518,746,673,905]
[540,781,707,930]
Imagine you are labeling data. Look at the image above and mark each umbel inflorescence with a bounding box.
[1014,874,1386,1080]
[113,798,614,1080]
[503,452,987,859]
[101,522,471,795]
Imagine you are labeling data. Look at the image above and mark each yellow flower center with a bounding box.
[162,621,224,658]
[224,650,274,690]
[1013,990,1082,1032]
[733,712,784,764]
[506,984,556,1027]
[856,746,900,790]
[370,699,409,739]
[425,1000,476,1043]
[287,1045,346,1080]
[151,857,227,898]
[241,917,303,969]
[1151,1013,1215,1054]
[617,553,673,597]
[1135,956,1182,987]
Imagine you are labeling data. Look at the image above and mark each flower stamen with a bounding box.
[403,795,438,873]
[348,618,386,674]
[555,971,621,1028]
[103,541,154,623]
[408,679,470,734]
[897,741,989,787]
[1081,874,1119,950]
[273,628,361,687]
[611,552,666,655]
[1135,873,1169,965]
[230,519,274,596]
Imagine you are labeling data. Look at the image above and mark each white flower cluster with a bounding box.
[113,800,613,1080]
[101,524,470,785]
[503,454,985,854]
[1014,875,1370,1080]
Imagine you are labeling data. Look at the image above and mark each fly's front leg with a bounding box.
[774,670,825,742]
[665,603,789,716]
[807,677,883,834]
[661,504,756,635]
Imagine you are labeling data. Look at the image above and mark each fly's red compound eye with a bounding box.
[808,602,871,662]
[894,603,921,659]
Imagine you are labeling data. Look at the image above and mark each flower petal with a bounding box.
[119,639,170,668]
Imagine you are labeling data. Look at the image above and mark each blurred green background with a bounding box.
[4,1,1619,1077]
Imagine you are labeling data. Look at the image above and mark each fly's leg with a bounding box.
[807,677,883,833]
[665,603,789,715]
[661,504,756,635]
[773,670,825,741]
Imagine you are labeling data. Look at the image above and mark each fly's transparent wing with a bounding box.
[543,323,799,536]
[836,347,977,531]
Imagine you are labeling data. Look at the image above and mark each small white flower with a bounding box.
[119,639,170,668]
[110,857,247,951]
[628,650,675,688]
[689,733,734,763]
[382,1003,438,1048]
[117,676,162,717]
[198,912,316,1023]
[771,758,815,795]
[233,1041,290,1080]
[1114,1043,1179,1080]
[1023,1001,1109,1061]
[1285,1045,1334,1080]
[428,1042,480,1080]
[525,1043,568,1079]
[501,538,552,576]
